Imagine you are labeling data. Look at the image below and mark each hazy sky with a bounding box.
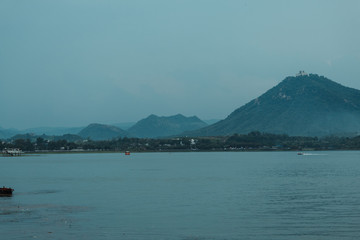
[1,0,359,129]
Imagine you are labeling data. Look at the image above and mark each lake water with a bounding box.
[1,151,360,239]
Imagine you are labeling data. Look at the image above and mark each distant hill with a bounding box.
[24,126,83,136]
[203,119,221,125]
[11,133,38,141]
[0,127,19,139]
[128,114,208,138]
[0,126,84,139]
[78,123,129,140]
[10,133,83,142]
[112,122,136,130]
[54,134,83,142]
[186,73,360,137]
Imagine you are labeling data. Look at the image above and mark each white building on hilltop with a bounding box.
[296,70,309,77]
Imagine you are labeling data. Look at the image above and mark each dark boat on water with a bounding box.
[0,187,14,196]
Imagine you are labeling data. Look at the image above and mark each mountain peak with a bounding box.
[187,74,360,137]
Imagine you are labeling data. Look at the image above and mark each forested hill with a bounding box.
[186,73,360,137]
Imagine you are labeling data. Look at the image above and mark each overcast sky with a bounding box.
[1,0,359,129]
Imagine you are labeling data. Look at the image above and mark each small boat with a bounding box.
[125,151,130,156]
[297,152,304,155]
[0,186,14,195]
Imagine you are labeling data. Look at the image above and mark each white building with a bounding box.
[296,70,309,77]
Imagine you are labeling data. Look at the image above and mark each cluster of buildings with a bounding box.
[2,148,22,156]
[296,70,309,77]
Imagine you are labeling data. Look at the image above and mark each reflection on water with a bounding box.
[1,152,360,239]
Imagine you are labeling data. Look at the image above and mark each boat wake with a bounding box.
[303,153,328,156]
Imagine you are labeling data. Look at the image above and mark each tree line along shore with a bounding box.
[2,132,360,153]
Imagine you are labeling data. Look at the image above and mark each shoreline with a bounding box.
[4,149,359,156]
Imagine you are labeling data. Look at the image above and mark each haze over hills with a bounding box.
[112,122,136,130]
[0,127,19,139]
[10,133,83,143]
[185,73,360,137]
[23,127,83,136]
[0,126,83,139]
[0,115,209,140]
[2,73,360,140]
[128,114,208,138]
[78,123,129,140]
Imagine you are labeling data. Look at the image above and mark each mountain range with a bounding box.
[77,114,207,140]
[0,126,82,139]
[2,72,360,140]
[1,114,208,140]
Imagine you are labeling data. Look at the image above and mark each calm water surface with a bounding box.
[1,151,360,239]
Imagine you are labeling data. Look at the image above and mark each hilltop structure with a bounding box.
[296,70,309,77]
[2,148,22,156]
[184,73,360,137]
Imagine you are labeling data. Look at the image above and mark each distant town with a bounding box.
[2,132,360,154]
